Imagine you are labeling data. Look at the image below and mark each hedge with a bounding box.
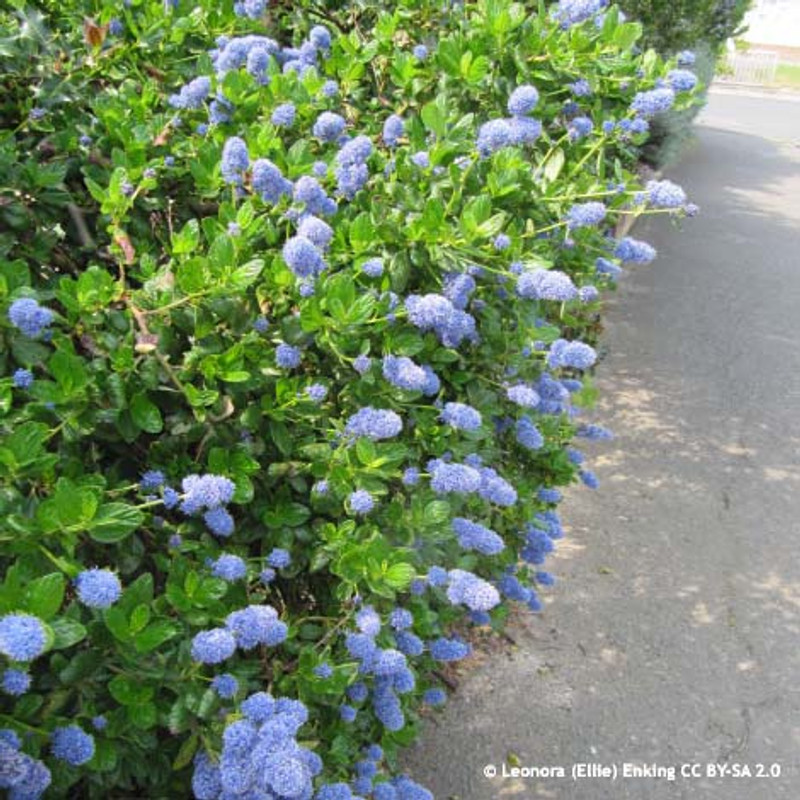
[0,1,698,797]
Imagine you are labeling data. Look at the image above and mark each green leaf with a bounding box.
[127,702,158,729]
[50,619,87,650]
[130,392,163,434]
[172,733,199,771]
[172,219,201,254]
[88,503,143,543]
[542,148,565,183]
[109,675,154,705]
[423,500,451,526]
[355,438,377,466]
[229,259,264,289]
[421,98,448,137]
[263,502,311,528]
[383,563,416,590]
[49,350,88,395]
[134,621,180,653]
[103,607,131,642]
[25,573,65,620]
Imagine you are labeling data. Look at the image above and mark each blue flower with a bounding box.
[309,25,332,50]
[580,469,599,488]
[452,518,505,555]
[413,44,428,60]
[538,487,562,503]
[282,235,327,279]
[410,151,430,169]
[191,628,237,663]
[226,605,287,649]
[383,114,404,147]
[51,726,95,766]
[211,673,239,698]
[551,0,607,28]
[423,688,447,706]
[382,355,440,395]
[576,423,613,440]
[346,407,403,440]
[388,608,413,631]
[318,783,354,800]
[276,343,302,369]
[614,236,657,263]
[508,85,539,116]
[439,402,482,431]
[349,490,374,515]
[579,285,599,303]
[297,216,334,249]
[477,466,517,506]
[355,605,381,637]
[91,715,107,731]
[677,50,696,66]
[336,135,373,167]
[402,467,420,486]
[313,662,333,679]
[260,567,276,585]
[180,474,235,515]
[515,416,544,450]
[567,116,593,140]
[212,554,247,581]
[568,78,592,97]
[361,258,384,277]
[508,115,542,145]
[140,470,165,490]
[1,669,31,696]
[667,69,697,93]
[546,339,597,370]
[631,87,675,117]
[75,568,122,609]
[7,298,53,339]
[566,201,607,228]
[267,548,291,569]
[168,76,211,109]
[305,383,328,403]
[493,233,511,251]
[313,112,346,142]
[429,637,471,662]
[203,506,235,538]
[646,179,687,209]
[251,159,292,204]
[293,176,336,216]
[221,137,249,185]
[428,459,481,495]
[347,680,369,702]
[476,118,514,156]
[516,269,578,301]
[271,102,296,127]
[506,384,540,408]
[12,369,33,389]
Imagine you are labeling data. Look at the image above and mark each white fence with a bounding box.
[722,50,780,85]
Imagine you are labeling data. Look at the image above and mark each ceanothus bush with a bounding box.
[0,0,698,796]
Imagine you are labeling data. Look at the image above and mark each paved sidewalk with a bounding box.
[403,93,800,799]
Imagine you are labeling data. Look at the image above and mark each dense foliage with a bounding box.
[617,0,751,55]
[1,1,698,797]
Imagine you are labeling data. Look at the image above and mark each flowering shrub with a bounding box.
[0,0,698,797]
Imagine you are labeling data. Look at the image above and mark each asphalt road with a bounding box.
[402,90,800,799]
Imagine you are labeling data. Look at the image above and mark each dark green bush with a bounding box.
[0,1,698,797]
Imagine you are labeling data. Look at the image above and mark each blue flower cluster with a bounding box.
[405,293,477,348]
[0,735,51,798]
[630,87,675,118]
[477,84,543,156]
[446,569,501,612]
[382,355,440,396]
[646,179,687,209]
[345,407,403,440]
[452,517,505,555]
[0,613,47,662]
[439,402,482,431]
[51,725,95,766]
[546,339,598,370]
[566,201,607,229]
[614,236,657,263]
[75,568,122,609]
[7,298,53,339]
[551,0,608,28]
[516,269,578,301]
[192,695,321,799]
